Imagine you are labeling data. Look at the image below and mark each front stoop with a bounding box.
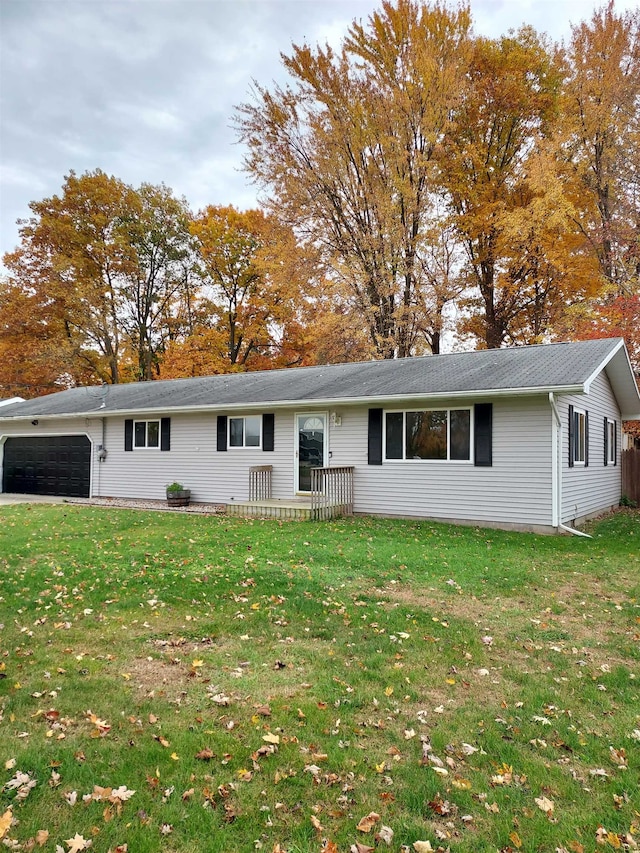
[226,499,312,520]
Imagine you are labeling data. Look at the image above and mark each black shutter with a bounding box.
[604,417,609,466]
[368,408,383,465]
[160,417,171,452]
[568,405,574,468]
[217,415,228,452]
[585,411,589,467]
[262,413,274,451]
[474,403,493,467]
[124,419,133,452]
[614,420,617,466]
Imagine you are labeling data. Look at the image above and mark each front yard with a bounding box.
[0,506,638,852]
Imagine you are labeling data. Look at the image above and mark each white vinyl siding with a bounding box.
[330,396,554,529]
[97,412,291,503]
[561,372,622,524]
[0,375,621,532]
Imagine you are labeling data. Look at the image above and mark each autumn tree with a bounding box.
[236,0,472,358]
[554,3,640,365]
[562,1,640,292]
[0,277,89,398]
[160,206,319,377]
[3,170,194,386]
[116,182,193,381]
[438,27,600,349]
[4,171,135,384]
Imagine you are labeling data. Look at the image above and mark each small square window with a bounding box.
[134,420,160,449]
[229,416,261,448]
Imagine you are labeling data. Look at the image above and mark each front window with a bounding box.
[385,409,471,461]
[134,420,159,448]
[229,415,261,448]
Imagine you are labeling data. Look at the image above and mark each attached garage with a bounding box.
[2,435,91,498]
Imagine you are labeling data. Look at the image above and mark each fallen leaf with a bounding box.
[413,843,433,852]
[534,795,554,815]
[65,832,92,852]
[263,733,280,744]
[376,825,394,845]
[0,808,12,840]
[356,812,380,832]
[310,815,323,832]
[195,748,215,761]
[35,829,49,847]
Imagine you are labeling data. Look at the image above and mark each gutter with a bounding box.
[548,392,592,539]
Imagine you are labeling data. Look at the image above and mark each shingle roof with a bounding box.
[2,338,638,420]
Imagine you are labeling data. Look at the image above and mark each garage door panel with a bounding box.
[3,436,91,498]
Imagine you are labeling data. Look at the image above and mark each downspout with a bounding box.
[549,392,592,539]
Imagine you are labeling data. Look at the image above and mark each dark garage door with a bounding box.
[2,435,91,498]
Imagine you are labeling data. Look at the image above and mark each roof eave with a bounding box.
[583,339,640,419]
[0,384,587,421]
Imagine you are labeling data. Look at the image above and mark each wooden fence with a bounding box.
[622,449,640,505]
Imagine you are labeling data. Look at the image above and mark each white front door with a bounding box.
[296,413,327,493]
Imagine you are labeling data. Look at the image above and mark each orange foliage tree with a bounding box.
[236,0,471,357]
[3,171,194,388]
[440,28,600,348]
[160,206,320,377]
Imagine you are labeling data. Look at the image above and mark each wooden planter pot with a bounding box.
[166,489,191,508]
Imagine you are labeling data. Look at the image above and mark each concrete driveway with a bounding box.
[0,494,67,505]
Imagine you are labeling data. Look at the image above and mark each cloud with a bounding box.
[1,0,637,262]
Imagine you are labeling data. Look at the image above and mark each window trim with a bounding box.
[606,418,616,466]
[572,408,587,466]
[228,415,262,450]
[383,407,473,463]
[133,419,161,450]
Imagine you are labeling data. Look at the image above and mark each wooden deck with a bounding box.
[226,498,313,520]
[231,465,355,520]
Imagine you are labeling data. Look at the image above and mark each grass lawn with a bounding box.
[0,505,639,853]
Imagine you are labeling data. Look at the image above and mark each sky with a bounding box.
[0,0,635,262]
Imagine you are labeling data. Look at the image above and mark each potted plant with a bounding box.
[166,481,191,508]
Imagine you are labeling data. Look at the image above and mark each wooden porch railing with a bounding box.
[310,466,354,520]
[249,465,273,501]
